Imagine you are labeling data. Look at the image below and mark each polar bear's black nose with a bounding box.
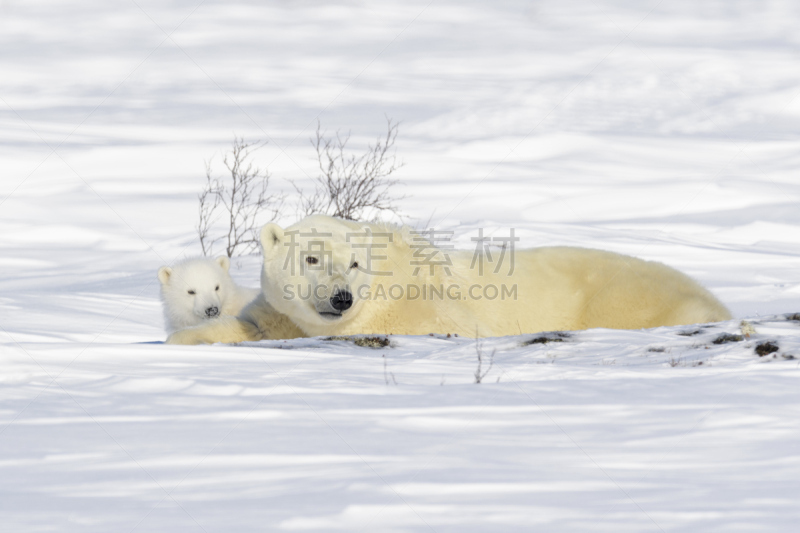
[205,306,219,317]
[330,290,353,311]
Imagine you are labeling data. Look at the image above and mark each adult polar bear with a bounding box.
[166,215,730,344]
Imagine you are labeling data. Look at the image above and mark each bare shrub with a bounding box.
[294,118,405,221]
[198,138,284,257]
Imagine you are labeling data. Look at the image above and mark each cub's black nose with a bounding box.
[205,306,219,317]
[330,290,353,311]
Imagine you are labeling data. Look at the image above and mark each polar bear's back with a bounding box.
[477,246,731,334]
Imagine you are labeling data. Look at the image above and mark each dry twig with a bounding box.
[474,335,495,384]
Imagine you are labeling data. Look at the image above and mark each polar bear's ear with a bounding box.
[260,223,285,256]
[157,266,172,285]
[216,256,230,272]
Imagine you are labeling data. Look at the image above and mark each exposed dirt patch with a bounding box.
[755,341,779,357]
[325,336,391,348]
[712,333,744,345]
[521,332,571,346]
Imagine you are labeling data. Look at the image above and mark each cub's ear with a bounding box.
[215,256,231,272]
[157,266,172,285]
[260,223,285,256]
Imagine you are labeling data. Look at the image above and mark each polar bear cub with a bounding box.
[165,215,732,345]
[157,256,260,333]
[160,256,306,342]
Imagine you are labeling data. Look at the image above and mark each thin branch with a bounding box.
[295,117,406,221]
[474,334,495,384]
[197,137,284,257]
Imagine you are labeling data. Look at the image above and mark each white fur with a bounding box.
[158,256,258,333]
[162,256,306,344]
[166,216,732,344]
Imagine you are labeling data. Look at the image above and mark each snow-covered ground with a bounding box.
[2,1,800,531]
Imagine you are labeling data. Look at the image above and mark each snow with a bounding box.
[1,0,800,531]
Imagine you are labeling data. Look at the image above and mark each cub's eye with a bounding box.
[215,285,220,291]
[351,261,359,270]
[188,290,195,295]
[305,256,319,265]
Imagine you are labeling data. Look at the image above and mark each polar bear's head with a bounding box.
[157,256,233,330]
[259,215,376,331]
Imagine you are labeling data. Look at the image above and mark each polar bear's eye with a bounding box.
[188,290,195,295]
[306,256,319,265]
[215,285,219,291]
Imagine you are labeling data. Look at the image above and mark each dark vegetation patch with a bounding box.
[648,347,666,353]
[782,354,796,360]
[325,335,391,348]
[786,313,800,322]
[755,341,779,357]
[521,332,571,346]
[712,333,744,345]
[678,329,703,337]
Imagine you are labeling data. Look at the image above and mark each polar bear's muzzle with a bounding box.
[330,289,353,311]
[315,288,353,319]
